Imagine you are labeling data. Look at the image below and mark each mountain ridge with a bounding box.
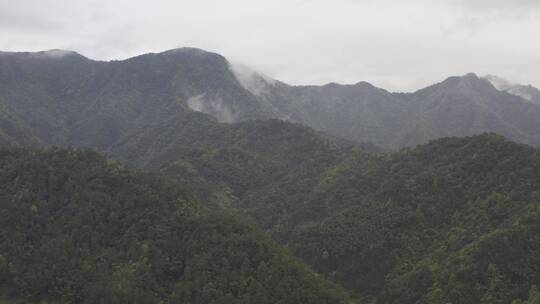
[1,47,539,149]
[0,148,353,304]
[1,47,540,304]
[484,74,540,106]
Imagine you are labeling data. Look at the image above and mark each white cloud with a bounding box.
[0,0,539,91]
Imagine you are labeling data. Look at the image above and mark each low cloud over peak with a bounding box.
[0,0,539,92]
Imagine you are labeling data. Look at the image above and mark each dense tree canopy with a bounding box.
[0,149,351,304]
[131,130,540,304]
[1,47,540,304]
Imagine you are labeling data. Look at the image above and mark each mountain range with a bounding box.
[1,47,540,304]
[485,75,540,106]
[0,148,351,304]
[1,48,539,149]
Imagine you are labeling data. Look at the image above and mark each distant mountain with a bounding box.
[391,73,540,148]
[1,48,540,304]
[256,73,540,148]
[1,48,539,150]
[484,75,540,106]
[0,48,278,149]
[259,81,404,148]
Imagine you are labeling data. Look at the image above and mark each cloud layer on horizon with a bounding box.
[0,0,539,91]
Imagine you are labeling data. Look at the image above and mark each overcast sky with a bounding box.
[1,0,539,91]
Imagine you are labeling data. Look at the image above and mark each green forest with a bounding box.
[0,149,350,304]
[0,49,539,304]
[129,124,540,304]
[1,130,538,303]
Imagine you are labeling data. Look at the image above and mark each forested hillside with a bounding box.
[0,49,276,149]
[129,129,540,303]
[285,134,540,304]
[2,113,534,304]
[0,149,351,304]
[109,115,354,215]
[0,48,539,304]
[1,49,540,150]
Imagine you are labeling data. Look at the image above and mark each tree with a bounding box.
[481,264,510,304]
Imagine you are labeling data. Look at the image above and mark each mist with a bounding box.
[1,0,539,91]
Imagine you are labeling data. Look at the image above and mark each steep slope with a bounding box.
[0,50,92,146]
[485,75,540,106]
[102,101,540,303]
[260,82,404,147]
[126,127,540,303]
[109,114,353,220]
[2,48,540,150]
[394,73,540,148]
[260,73,540,148]
[0,48,277,149]
[282,134,540,303]
[0,149,351,304]
[226,67,540,148]
[0,105,42,147]
[1,48,540,303]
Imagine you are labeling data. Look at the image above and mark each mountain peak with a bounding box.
[437,72,495,92]
[461,72,481,83]
[320,81,378,90]
[440,72,479,83]
[0,49,85,60]
[37,49,81,58]
[162,47,214,55]
[483,74,540,105]
[158,47,227,61]
[122,47,228,66]
[354,81,378,89]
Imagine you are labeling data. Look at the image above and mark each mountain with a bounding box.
[257,73,540,148]
[1,48,540,150]
[110,116,354,226]
[484,75,540,106]
[0,148,351,304]
[1,48,540,303]
[0,48,278,149]
[106,109,540,303]
[141,129,540,303]
[258,81,404,148]
[392,73,540,148]
[281,134,540,303]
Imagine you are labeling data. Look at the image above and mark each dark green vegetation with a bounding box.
[1,48,539,303]
[0,149,350,304]
[285,135,540,304]
[0,48,277,148]
[122,116,540,304]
